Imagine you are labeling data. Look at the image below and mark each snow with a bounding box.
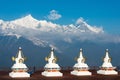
[11,14,39,29]
[76,18,104,33]
[6,33,21,39]
[10,14,104,33]
[0,14,103,34]
[0,14,119,47]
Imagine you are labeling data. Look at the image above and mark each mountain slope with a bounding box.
[0,15,120,67]
[0,14,114,48]
[0,36,73,68]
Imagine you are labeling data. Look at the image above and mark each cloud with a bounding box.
[1,14,120,48]
[47,10,62,20]
[49,44,62,53]
[64,38,72,43]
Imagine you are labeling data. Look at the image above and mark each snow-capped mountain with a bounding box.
[0,14,120,48]
[11,14,39,29]
[0,14,104,33]
[0,15,120,67]
[1,14,120,48]
[76,17,103,33]
[10,14,104,33]
[0,14,105,47]
[10,14,61,32]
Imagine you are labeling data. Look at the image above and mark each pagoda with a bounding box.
[41,48,63,77]
[71,48,91,76]
[9,47,30,78]
[97,49,118,75]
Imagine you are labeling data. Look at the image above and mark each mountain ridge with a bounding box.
[0,14,108,48]
[0,15,120,67]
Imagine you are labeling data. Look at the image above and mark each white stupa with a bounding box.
[41,48,63,77]
[9,47,30,78]
[97,49,118,75]
[71,48,91,76]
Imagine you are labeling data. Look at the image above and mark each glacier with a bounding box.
[0,14,120,49]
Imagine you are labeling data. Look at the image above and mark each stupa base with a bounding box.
[71,70,92,76]
[41,71,63,77]
[97,70,118,75]
[9,72,30,78]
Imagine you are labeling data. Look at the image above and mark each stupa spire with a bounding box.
[105,49,110,59]
[17,47,24,59]
[45,47,57,63]
[50,47,55,59]
[103,49,111,63]
[79,48,84,58]
[12,47,25,63]
[77,48,85,63]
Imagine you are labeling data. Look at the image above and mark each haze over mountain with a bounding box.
[0,15,120,68]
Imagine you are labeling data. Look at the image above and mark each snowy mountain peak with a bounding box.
[17,14,38,21]
[21,14,38,22]
[6,15,103,34]
[11,14,39,29]
[0,15,110,47]
[76,18,104,33]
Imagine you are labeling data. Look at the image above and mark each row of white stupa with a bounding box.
[9,47,118,78]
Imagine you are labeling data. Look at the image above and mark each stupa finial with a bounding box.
[12,47,26,63]
[102,49,111,63]
[45,47,57,63]
[106,49,108,51]
[51,47,54,51]
[50,47,55,59]
[79,48,83,58]
[80,48,82,51]
[19,47,22,50]
[17,47,24,59]
[104,49,110,59]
